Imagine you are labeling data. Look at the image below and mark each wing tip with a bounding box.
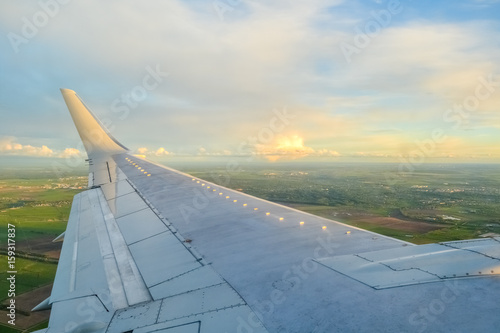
[60,89,129,155]
[60,88,75,95]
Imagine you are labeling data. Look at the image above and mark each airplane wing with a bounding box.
[33,89,500,333]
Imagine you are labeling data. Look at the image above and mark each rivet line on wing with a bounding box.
[189,175,321,229]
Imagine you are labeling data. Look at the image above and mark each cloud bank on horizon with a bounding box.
[0,0,499,163]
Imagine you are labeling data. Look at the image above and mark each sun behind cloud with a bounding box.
[255,135,339,161]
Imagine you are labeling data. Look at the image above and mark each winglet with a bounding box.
[60,89,128,158]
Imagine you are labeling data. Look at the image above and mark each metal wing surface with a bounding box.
[33,89,500,333]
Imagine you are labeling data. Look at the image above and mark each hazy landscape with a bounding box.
[181,161,500,244]
[1,160,499,332]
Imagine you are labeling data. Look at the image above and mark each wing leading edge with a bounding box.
[34,90,500,333]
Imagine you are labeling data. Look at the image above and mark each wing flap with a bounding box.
[316,239,500,289]
[115,207,169,245]
[95,188,152,306]
[149,265,224,299]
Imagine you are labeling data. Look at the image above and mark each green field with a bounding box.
[0,255,58,300]
[0,324,24,333]
[0,176,85,242]
[0,220,69,244]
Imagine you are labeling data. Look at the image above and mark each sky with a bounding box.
[1,0,499,165]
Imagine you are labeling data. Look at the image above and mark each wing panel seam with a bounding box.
[123,176,206,265]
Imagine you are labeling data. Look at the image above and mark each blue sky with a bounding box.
[1,0,499,163]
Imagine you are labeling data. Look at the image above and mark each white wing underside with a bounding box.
[34,90,500,333]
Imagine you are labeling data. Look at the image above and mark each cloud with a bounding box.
[0,1,499,162]
[0,137,53,157]
[155,147,170,156]
[0,137,82,158]
[254,134,340,161]
[332,21,499,101]
[58,148,83,159]
[191,146,232,156]
[195,146,233,156]
[135,147,171,156]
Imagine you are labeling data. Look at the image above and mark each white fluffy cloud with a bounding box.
[155,147,170,156]
[135,147,171,157]
[0,137,82,158]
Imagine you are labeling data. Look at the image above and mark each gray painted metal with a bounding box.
[97,189,151,306]
[109,300,269,333]
[88,172,94,188]
[157,283,246,322]
[92,190,129,310]
[107,300,162,333]
[149,265,224,300]
[116,207,169,245]
[316,239,500,289]
[48,296,112,333]
[106,191,149,218]
[114,153,500,333]
[151,324,200,333]
[128,231,201,287]
[100,179,135,200]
